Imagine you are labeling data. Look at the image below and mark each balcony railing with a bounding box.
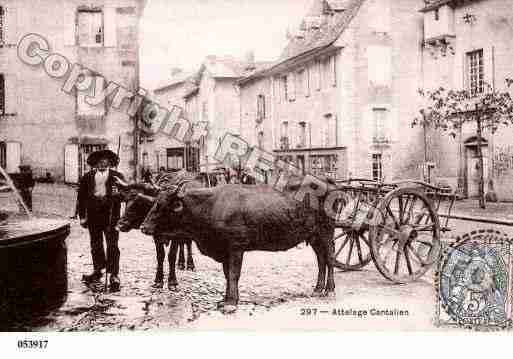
[279,136,290,150]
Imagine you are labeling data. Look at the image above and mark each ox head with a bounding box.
[140,183,188,236]
[116,185,157,232]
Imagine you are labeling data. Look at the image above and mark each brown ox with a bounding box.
[139,183,336,312]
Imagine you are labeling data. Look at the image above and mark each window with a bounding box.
[323,114,336,147]
[372,154,383,181]
[257,94,265,122]
[298,122,307,148]
[316,60,322,90]
[287,73,296,101]
[305,66,310,96]
[373,108,387,142]
[257,131,264,149]
[296,69,304,97]
[78,9,103,46]
[282,76,288,101]
[166,148,185,170]
[434,9,439,21]
[0,7,4,46]
[0,74,4,115]
[202,101,208,121]
[331,55,337,87]
[280,121,289,149]
[467,49,484,96]
[0,142,5,168]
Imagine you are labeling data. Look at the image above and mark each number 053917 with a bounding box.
[17,340,48,349]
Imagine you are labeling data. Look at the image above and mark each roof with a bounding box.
[280,0,365,61]
[154,71,195,93]
[419,0,466,12]
[199,55,271,79]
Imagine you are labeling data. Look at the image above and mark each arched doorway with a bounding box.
[464,135,489,198]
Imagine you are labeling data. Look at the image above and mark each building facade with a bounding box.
[418,0,513,200]
[239,0,424,182]
[0,0,146,182]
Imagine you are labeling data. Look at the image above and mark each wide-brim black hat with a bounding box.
[87,149,119,167]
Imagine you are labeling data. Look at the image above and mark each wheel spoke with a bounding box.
[397,195,404,224]
[394,248,401,275]
[404,195,417,224]
[382,240,397,264]
[335,235,350,258]
[407,243,426,266]
[386,205,400,229]
[354,234,364,264]
[346,236,354,265]
[404,247,413,275]
[359,233,370,247]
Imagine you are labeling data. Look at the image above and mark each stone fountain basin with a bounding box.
[0,217,70,323]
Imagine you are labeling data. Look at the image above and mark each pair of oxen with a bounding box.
[116,171,337,313]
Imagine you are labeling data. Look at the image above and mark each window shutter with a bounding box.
[104,7,117,47]
[64,5,76,46]
[64,144,79,183]
[4,5,17,45]
[5,74,17,115]
[331,55,337,87]
[288,73,296,101]
[5,141,21,173]
[305,67,310,97]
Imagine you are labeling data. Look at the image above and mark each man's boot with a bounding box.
[82,270,103,283]
[109,275,121,292]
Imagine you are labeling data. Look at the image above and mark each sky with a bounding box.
[140,0,312,89]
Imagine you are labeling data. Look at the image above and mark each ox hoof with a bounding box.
[222,305,237,314]
[168,282,178,291]
[216,301,225,309]
[186,265,195,272]
[324,290,336,298]
[312,289,325,297]
[151,281,164,289]
[177,263,185,270]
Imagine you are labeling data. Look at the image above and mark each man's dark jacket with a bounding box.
[77,169,124,227]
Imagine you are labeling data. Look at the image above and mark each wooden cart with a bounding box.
[332,178,459,283]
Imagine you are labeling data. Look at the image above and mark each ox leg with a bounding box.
[223,250,244,312]
[177,243,186,270]
[152,239,165,288]
[168,241,179,290]
[324,235,336,296]
[311,240,326,296]
[186,240,195,271]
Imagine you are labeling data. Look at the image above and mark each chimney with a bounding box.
[170,67,182,76]
[244,51,256,71]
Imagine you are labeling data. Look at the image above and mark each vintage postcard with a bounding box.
[1,0,513,352]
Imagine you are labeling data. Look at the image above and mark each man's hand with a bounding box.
[80,219,88,228]
[113,175,128,188]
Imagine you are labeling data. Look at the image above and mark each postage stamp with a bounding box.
[436,229,513,331]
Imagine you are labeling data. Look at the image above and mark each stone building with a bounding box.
[0,0,146,182]
[139,69,200,172]
[179,54,269,172]
[418,0,513,200]
[239,0,424,181]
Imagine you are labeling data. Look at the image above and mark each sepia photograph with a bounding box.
[1,0,513,353]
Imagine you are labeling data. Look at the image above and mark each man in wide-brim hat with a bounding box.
[77,149,125,291]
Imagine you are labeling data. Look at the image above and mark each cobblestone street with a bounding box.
[5,184,513,331]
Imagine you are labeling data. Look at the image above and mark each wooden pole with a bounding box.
[476,103,485,208]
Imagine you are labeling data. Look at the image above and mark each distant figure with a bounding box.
[141,167,153,184]
[18,165,35,211]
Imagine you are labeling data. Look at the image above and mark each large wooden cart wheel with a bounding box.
[369,188,441,283]
[333,228,372,270]
[332,190,374,271]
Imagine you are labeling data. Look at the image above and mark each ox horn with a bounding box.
[136,193,156,203]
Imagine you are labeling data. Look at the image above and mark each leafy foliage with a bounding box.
[412,81,513,137]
